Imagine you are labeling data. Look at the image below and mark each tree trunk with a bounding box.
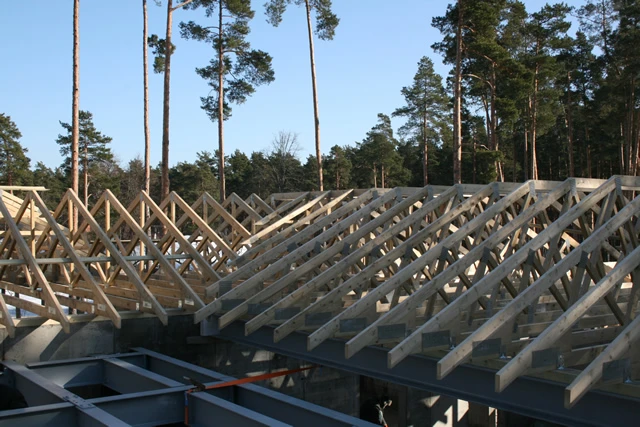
[490,64,498,152]
[305,0,323,191]
[161,0,173,202]
[490,64,502,181]
[566,71,575,177]
[482,95,490,145]
[472,132,477,184]
[628,79,637,175]
[587,143,592,178]
[524,100,529,181]
[143,0,151,196]
[422,113,428,185]
[218,0,226,201]
[531,61,539,180]
[6,148,12,186]
[512,137,517,182]
[72,0,80,229]
[83,145,89,207]
[636,109,640,176]
[452,0,463,184]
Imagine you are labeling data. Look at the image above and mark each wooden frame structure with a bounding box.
[2,178,640,411]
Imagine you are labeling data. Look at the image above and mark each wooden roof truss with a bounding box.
[2,178,640,409]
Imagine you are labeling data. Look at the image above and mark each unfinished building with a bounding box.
[0,177,639,426]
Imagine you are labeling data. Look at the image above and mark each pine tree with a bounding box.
[0,114,32,186]
[523,3,572,179]
[180,0,275,201]
[355,114,410,188]
[155,0,195,202]
[324,145,351,190]
[56,111,114,206]
[265,0,339,191]
[393,57,448,185]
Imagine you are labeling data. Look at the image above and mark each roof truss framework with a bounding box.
[202,177,640,410]
[2,178,640,412]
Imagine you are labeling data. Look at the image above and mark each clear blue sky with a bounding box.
[1,1,583,171]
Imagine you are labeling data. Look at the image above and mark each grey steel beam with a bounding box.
[133,347,231,384]
[3,350,373,427]
[188,392,292,427]
[102,357,183,394]
[233,384,371,427]
[0,404,77,427]
[210,319,640,427]
[132,348,376,427]
[90,389,188,426]
[26,359,105,389]
[2,361,129,426]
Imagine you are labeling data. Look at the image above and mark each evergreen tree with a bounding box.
[301,154,319,191]
[0,114,31,186]
[227,149,253,198]
[180,0,275,201]
[151,0,194,202]
[32,162,65,206]
[522,3,572,179]
[248,152,274,198]
[169,151,219,204]
[393,56,448,185]
[120,157,147,207]
[56,111,115,206]
[323,145,352,190]
[354,114,410,188]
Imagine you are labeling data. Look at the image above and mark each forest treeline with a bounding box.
[1,0,639,208]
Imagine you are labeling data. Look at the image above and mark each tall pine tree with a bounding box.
[180,0,275,201]
[393,57,448,185]
[264,0,339,191]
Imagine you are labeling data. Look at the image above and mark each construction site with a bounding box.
[0,176,639,426]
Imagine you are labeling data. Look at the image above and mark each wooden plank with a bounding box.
[245,192,329,245]
[195,189,397,322]
[201,192,251,239]
[430,182,639,381]
[309,182,534,353]
[384,178,618,369]
[144,191,233,269]
[225,192,264,222]
[0,291,16,337]
[0,192,70,332]
[106,191,205,309]
[65,190,168,325]
[248,193,274,215]
[244,186,460,336]
[275,184,497,345]
[497,243,640,399]
[233,190,354,266]
[198,189,376,304]
[29,191,122,328]
[218,185,436,329]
